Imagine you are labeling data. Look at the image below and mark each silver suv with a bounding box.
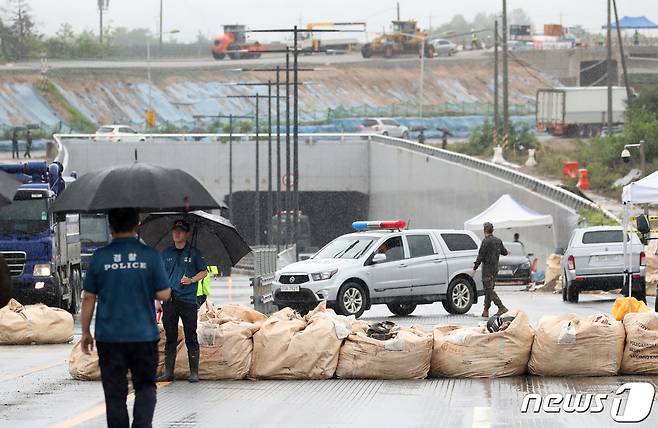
[273,228,484,318]
[560,226,646,303]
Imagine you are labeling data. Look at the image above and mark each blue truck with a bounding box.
[0,162,82,313]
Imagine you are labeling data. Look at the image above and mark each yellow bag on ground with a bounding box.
[621,312,658,374]
[528,313,625,376]
[430,310,534,378]
[612,297,649,321]
[175,319,260,380]
[249,302,348,379]
[68,340,101,380]
[0,299,73,345]
[336,321,432,380]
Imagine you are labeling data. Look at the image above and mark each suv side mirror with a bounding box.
[372,253,387,264]
[555,247,565,256]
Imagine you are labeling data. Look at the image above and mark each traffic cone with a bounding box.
[577,168,591,190]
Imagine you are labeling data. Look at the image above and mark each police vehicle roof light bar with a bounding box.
[352,220,407,231]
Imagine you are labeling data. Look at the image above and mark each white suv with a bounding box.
[358,118,409,139]
[273,224,484,318]
[560,226,646,303]
[94,125,147,143]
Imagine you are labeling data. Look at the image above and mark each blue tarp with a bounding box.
[605,16,658,29]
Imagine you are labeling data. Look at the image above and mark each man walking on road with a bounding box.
[471,222,509,318]
[11,129,19,159]
[80,208,171,428]
[23,130,32,159]
[158,219,207,383]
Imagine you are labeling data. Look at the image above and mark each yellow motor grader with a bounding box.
[361,20,434,58]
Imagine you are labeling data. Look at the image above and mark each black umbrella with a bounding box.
[51,163,220,213]
[139,211,252,268]
[0,170,22,209]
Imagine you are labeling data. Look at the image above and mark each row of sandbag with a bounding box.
[0,299,74,345]
[70,302,658,381]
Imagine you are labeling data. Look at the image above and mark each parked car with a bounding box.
[358,118,409,139]
[272,221,484,318]
[430,39,457,56]
[496,242,532,284]
[560,226,646,303]
[94,125,146,143]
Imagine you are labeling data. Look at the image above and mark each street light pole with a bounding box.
[285,51,291,247]
[420,37,425,118]
[607,0,614,133]
[267,80,273,247]
[255,93,260,246]
[228,114,234,224]
[276,66,281,253]
[494,19,499,146]
[502,0,510,146]
[293,26,300,257]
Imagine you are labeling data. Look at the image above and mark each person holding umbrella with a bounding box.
[80,208,171,428]
[157,219,208,383]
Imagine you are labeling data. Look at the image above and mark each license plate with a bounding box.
[592,255,621,263]
[499,270,513,276]
[280,285,300,292]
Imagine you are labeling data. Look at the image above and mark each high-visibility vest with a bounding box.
[471,32,478,41]
[197,265,219,297]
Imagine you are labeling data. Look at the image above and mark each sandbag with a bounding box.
[249,302,349,379]
[175,320,260,380]
[544,254,563,291]
[217,303,268,324]
[68,340,101,380]
[612,297,649,321]
[528,313,625,376]
[621,312,658,374]
[0,299,73,345]
[336,321,432,380]
[430,310,534,378]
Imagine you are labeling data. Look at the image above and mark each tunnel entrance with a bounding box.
[227,191,369,251]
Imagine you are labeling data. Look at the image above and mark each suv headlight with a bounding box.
[311,269,337,281]
[33,264,51,277]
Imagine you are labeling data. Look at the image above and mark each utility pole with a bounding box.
[255,93,260,246]
[97,0,108,45]
[607,0,613,133]
[228,114,234,224]
[293,26,300,257]
[494,19,499,146]
[159,0,163,47]
[502,0,509,147]
[612,0,632,108]
[267,80,273,246]
[397,2,400,21]
[276,66,281,253]
[285,52,291,247]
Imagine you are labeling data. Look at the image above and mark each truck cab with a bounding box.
[0,162,81,313]
[80,213,110,277]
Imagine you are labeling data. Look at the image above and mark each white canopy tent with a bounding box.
[622,171,658,297]
[464,194,557,250]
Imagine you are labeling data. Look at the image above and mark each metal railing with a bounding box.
[53,132,619,224]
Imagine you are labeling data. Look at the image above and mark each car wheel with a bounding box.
[401,131,409,139]
[382,131,389,137]
[443,277,474,314]
[386,303,416,316]
[337,281,367,318]
[566,280,579,303]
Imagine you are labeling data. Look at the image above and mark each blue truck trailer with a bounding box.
[0,161,82,313]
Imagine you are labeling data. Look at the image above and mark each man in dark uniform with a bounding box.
[158,219,207,383]
[11,129,19,159]
[471,222,509,318]
[23,130,32,159]
[80,208,171,428]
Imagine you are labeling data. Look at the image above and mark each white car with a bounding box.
[94,125,146,143]
[272,221,484,318]
[430,39,458,56]
[358,118,409,139]
[560,226,646,303]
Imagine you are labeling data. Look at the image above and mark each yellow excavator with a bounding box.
[361,20,433,58]
[300,22,366,54]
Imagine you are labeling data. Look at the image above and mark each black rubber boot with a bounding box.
[157,349,176,382]
[188,349,200,383]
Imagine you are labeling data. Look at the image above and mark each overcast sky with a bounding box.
[25,0,658,42]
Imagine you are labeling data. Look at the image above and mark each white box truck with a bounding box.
[536,86,628,137]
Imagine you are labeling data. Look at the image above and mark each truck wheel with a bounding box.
[383,45,394,58]
[337,281,367,318]
[387,303,416,316]
[443,277,474,314]
[566,280,579,303]
[228,44,240,60]
[212,52,225,60]
[361,45,372,58]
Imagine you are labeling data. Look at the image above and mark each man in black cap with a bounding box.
[157,219,207,383]
[471,222,509,318]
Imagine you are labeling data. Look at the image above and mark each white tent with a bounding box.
[464,194,555,231]
[621,171,658,297]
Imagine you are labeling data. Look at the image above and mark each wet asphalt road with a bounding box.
[1,276,657,428]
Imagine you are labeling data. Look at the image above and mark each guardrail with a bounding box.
[53,132,619,223]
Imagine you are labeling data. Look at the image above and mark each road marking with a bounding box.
[472,406,491,428]
[0,360,65,383]
[53,381,172,428]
